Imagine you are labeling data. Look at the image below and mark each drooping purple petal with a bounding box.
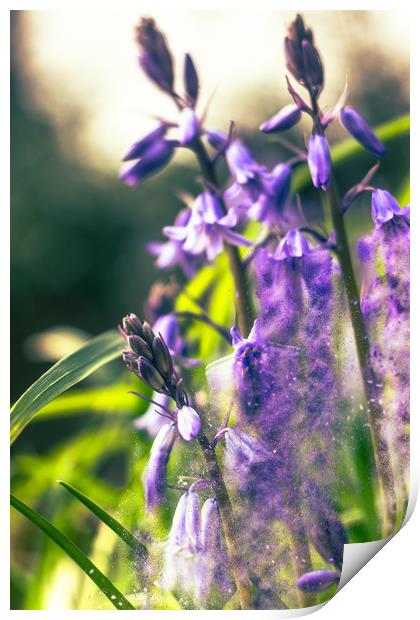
[340,107,386,158]
[259,104,302,133]
[177,405,201,441]
[296,570,339,592]
[142,422,176,511]
[120,140,175,186]
[307,134,331,191]
[179,107,200,145]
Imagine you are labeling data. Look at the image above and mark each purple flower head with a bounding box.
[184,53,199,108]
[307,134,331,191]
[249,164,292,225]
[185,491,201,552]
[340,107,386,158]
[148,208,205,277]
[371,190,410,229]
[284,15,324,95]
[122,124,169,161]
[163,192,251,262]
[179,107,200,145]
[309,506,348,570]
[136,18,174,94]
[177,405,201,441]
[120,139,175,186]
[274,229,311,260]
[206,130,229,151]
[196,498,233,605]
[296,570,340,593]
[142,422,176,511]
[226,140,267,201]
[259,104,302,133]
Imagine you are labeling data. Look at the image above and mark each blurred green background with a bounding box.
[11,10,409,609]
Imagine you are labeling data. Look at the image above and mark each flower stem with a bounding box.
[191,137,255,337]
[289,524,315,608]
[326,180,397,536]
[197,431,259,609]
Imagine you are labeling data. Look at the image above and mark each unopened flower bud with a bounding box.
[206,130,229,151]
[177,405,201,441]
[340,107,386,158]
[302,39,324,93]
[138,356,166,391]
[296,570,340,592]
[259,104,302,133]
[152,335,173,377]
[128,334,153,360]
[184,53,199,108]
[136,18,174,94]
[142,321,156,346]
[122,313,144,337]
[307,134,331,191]
[122,349,138,372]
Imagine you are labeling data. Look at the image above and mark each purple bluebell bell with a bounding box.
[148,208,205,277]
[184,53,199,108]
[142,422,176,511]
[122,124,170,161]
[226,140,267,201]
[371,190,410,229]
[179,107,200,145]
[163,192,251,262]
[307,134,331,191]
[296,570,339,592]
[259,104,302,133]
[136,18,174,94]
[249,164,292,225]
[196,498,233,606]
[206,130,229,151]
[309,506,348,570]
[274,228,311,260]
[340,107,386,158]
[120,139,175,186]
[177,405,201,441]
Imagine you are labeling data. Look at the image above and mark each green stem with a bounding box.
[326,181,397,536]
[197,432,258,609]
[191,137,255,337]
[289,524,315,608]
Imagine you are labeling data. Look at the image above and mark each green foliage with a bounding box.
[10,495,136,610]
[59,481,148,557]
[10,330,123,443]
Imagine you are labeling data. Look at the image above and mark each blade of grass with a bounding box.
[59,481,148,558]
[10,330,123,444]
[10,495,135,610]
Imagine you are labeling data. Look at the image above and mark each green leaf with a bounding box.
[10,495,135,610]
[292,113,410,191]
[10,330,123,444]
[59,481,148,558]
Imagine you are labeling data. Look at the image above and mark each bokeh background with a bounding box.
[11,10,409,610]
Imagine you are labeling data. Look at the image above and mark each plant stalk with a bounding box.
[191,137,255,337]
[326,180,397,536]
[197,432,258,609]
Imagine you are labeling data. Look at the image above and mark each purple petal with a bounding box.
[179,107,200,145]
[307,134,331,191]
[177,405,201,441]
[260,104,302,133]
[296,570,339,592]
[122,124,169,161]
[340,106,386,158]
[274,229,311,260]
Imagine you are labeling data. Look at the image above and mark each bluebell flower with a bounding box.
[206,129,229,151]
[371,190,410,229]
[296,570,340,592]
[122,124,170,161]
[249,164,292,225]
[163,192,252,262]
[177,405,201,441]
[307,134,331,191]
[260,104,302,133]
[148,208,205,276]
[274,229,311,260]
[179,107,200,145]
[142,422,176,511]
[340,107,386,158]
[226,140,267,201]
[120,139,175,186]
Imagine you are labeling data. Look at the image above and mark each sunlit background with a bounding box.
[11,10,409,609]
